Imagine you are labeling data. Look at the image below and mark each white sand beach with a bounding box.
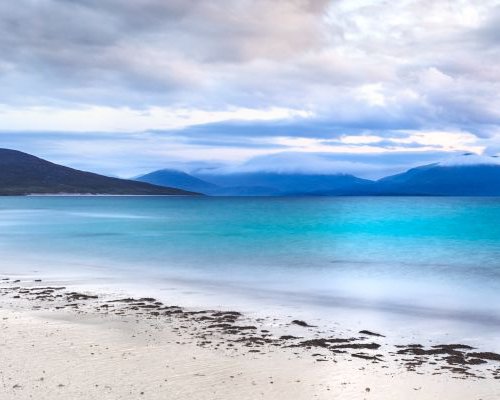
[1,278,499,400]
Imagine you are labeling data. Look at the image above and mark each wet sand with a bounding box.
[1,276,499,399]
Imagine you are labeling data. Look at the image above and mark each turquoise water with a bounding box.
[1,196,500,344]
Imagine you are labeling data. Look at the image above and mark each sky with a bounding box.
[1,0,500,179]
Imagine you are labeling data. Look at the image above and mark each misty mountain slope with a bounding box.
[194,172,374,195]
[135,169,219,194]
[135,169,374,195]
[376,155,500,196]
[0,149,198,196]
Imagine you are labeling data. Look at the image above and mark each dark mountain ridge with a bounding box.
[0,149,198,196]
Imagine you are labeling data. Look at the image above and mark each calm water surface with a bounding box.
[1,196,499,347]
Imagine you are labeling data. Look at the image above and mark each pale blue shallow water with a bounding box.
[1,196,499,346]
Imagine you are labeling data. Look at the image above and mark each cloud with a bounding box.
[0,0,331,107]
[0,104,311,132]
[1,0,500,175]
[198,150,457,179]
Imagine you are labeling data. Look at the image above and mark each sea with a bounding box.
[1,196,499,349]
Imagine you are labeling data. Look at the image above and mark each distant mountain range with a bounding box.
[136,170,372,196]
[197,172,372,196]
[135,153,500,196]
[0,149,198,196]
[2,148,499,196]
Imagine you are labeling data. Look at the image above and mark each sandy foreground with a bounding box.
[1,278,499,400]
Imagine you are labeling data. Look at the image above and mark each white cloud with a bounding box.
[355,84,387,107]
[438,153,500,166]
[339,135,384,144]
[0,105,312,132]
[392,130,484,153]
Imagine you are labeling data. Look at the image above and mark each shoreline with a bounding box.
[1,275,499,399]
[5,264,499,352]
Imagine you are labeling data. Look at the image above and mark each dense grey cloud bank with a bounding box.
[0,0,330,106]
[0,0,500,174]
